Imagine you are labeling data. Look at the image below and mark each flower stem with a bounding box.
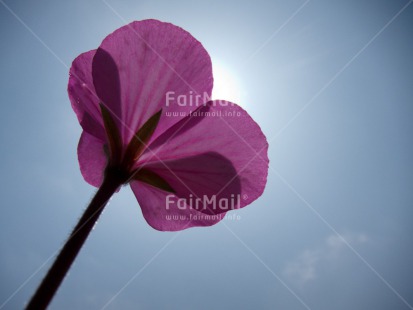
[25,172,122,310]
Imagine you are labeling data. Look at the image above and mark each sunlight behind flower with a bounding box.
[211,60,246,108]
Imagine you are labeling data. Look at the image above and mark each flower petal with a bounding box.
[92,19,213,146]
[140,101,269,209]
[130,181,225,231]
[68,50,105,141]
[136,152,242,215]
[77,131,107,187]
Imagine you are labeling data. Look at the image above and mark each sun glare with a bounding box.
[211,60,245,108]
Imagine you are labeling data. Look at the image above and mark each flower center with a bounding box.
[99,104,173,192]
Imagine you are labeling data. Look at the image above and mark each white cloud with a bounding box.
[283,232,369,287]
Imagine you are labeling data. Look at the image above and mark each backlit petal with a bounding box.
[130,181,225,231]
[77,131,107,187]
[135,152,241,215]
[92,20,213,146]
[140,101,269,210]
[68,50,105,141]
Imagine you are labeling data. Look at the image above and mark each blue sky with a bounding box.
[0,0,412,309]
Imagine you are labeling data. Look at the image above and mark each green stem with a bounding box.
[26,172,123,310]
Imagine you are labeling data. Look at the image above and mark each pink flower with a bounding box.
[68,19,268,231]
